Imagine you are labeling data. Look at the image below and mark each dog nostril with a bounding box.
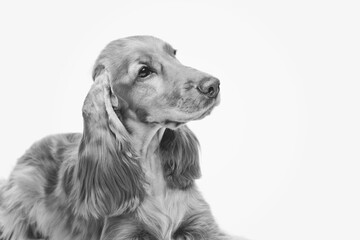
[197,78,220,98]
[208,86,214,95]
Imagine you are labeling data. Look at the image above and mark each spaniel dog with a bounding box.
[0,36,239,240]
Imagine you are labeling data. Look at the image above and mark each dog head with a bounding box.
[92,35,220,128]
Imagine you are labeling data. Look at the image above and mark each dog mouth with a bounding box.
[196,93,220,116]
[143,93,220,128]
[165,94,220,124]
[193,97,219,120]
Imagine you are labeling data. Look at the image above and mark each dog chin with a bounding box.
[162,121,186,129]
[166,98,219,126]
[193,104,216,121]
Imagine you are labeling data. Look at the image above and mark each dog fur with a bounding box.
[0,36,240,240]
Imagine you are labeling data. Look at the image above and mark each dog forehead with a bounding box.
[98,36,174,71]
[122,36,175,56]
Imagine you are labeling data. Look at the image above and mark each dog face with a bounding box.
[93,36,220,126]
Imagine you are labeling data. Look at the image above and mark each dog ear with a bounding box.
[159,125,201,189]
[92,64,105,80]
[74,69,145,219]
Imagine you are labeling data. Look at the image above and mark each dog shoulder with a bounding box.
[9,133,81,197]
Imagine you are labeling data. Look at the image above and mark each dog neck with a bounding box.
[120,110,169,197]
[119,108,165,159]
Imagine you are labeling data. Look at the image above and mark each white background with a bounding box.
[0,1,359,240]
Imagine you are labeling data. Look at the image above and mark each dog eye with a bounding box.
[173,49,177,56]
[138,66,152,78]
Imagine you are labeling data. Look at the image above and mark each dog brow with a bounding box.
[163,43,176,56]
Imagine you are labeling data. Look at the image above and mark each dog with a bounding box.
[0,36,239,240]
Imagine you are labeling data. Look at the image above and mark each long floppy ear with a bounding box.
[159,125,201,189]
[73,69,145,219]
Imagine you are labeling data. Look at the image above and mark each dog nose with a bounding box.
[197,77,220,98]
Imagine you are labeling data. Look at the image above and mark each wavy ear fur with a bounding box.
[73,69,145,219]
[159,125,201,189]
